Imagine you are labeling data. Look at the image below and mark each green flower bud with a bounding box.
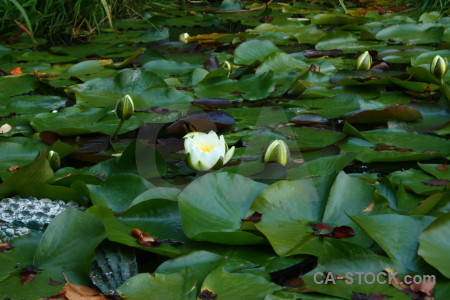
[430,55,448,80]
[115,95,134,121]
[263,140,290,166]
[355,51,372,71]
[179,33,190,43]
[47,150,60,170]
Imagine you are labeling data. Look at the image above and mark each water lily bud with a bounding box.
[355,51,372,71]
[47,150,60,170]
[222,61,234,72]
[430,55,448,80]
[263,140,290,166]
[180,33,190,43]
[222,60,235,77]
[184,131,235,171]
[115,95,134,121]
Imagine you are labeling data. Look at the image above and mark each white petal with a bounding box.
[207,130,219,140]
[184,137,194,153]
[201,148,222,169]
[184,131,206,138]
[223,146,235,164]
[263,140,279,162]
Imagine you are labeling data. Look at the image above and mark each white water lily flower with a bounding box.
[184,131,235,171]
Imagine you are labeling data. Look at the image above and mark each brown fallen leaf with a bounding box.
[283,277,305,288]
[6,165,22,172]
[10,67,22,75]
[40,273,106,300]
[436,164,448,171]
[0,242,13,252]
[375,145,412,152]
[20,265,41,284]
[330,226,355,239]
[49,279,63,286]
[410,278,435,297]
[241,212,262,223]
[131,228,159,247]
[309,222,332,231]
[309,223,355,239]
[362,201,375,212]
[198,289,218,300]
[130,228,182,248]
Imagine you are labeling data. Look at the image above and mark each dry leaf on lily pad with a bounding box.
[39,273,106,300]
[0,242,13,252]
[309,223,355,239]
[241,211,262,223]
[130,228,182,248]
[10,67,22,75]
[436,164,448,171]
[410,278,435,297]
[198,289,218,300]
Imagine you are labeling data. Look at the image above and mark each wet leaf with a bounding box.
[418,213,450,277]
[178,172,267,245]
[345,105,422,124]
[233,39,280,65]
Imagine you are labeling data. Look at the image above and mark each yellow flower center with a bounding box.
[198,143,214,152]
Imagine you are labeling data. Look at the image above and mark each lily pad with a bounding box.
[178,172,268,245]
[418,213,450,278]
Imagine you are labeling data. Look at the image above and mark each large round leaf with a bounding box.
[376,24,445,44]
[0,208,105,299]
[86,174,154,213]
[233,39,280,65]
[200,267,280,300]
[116,272,197,300]
[303,255,409,299]
[351,214,435,272]
[418,213,450,278]
[178,172,267,245]
[248,172,376,256]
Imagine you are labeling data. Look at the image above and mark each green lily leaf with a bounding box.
[0,207,105,299]
[418,213,450,278]
[200,267,280,300]
[178,172,268,245]
[351,214,435,271]
[116,271,197,300]
[247,172,376,256]
[86,174,153,213]
[233,39,280,65]
[376,24,445,44]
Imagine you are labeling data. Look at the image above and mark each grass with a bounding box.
[0,0,165,40]
[416,0,450,13]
